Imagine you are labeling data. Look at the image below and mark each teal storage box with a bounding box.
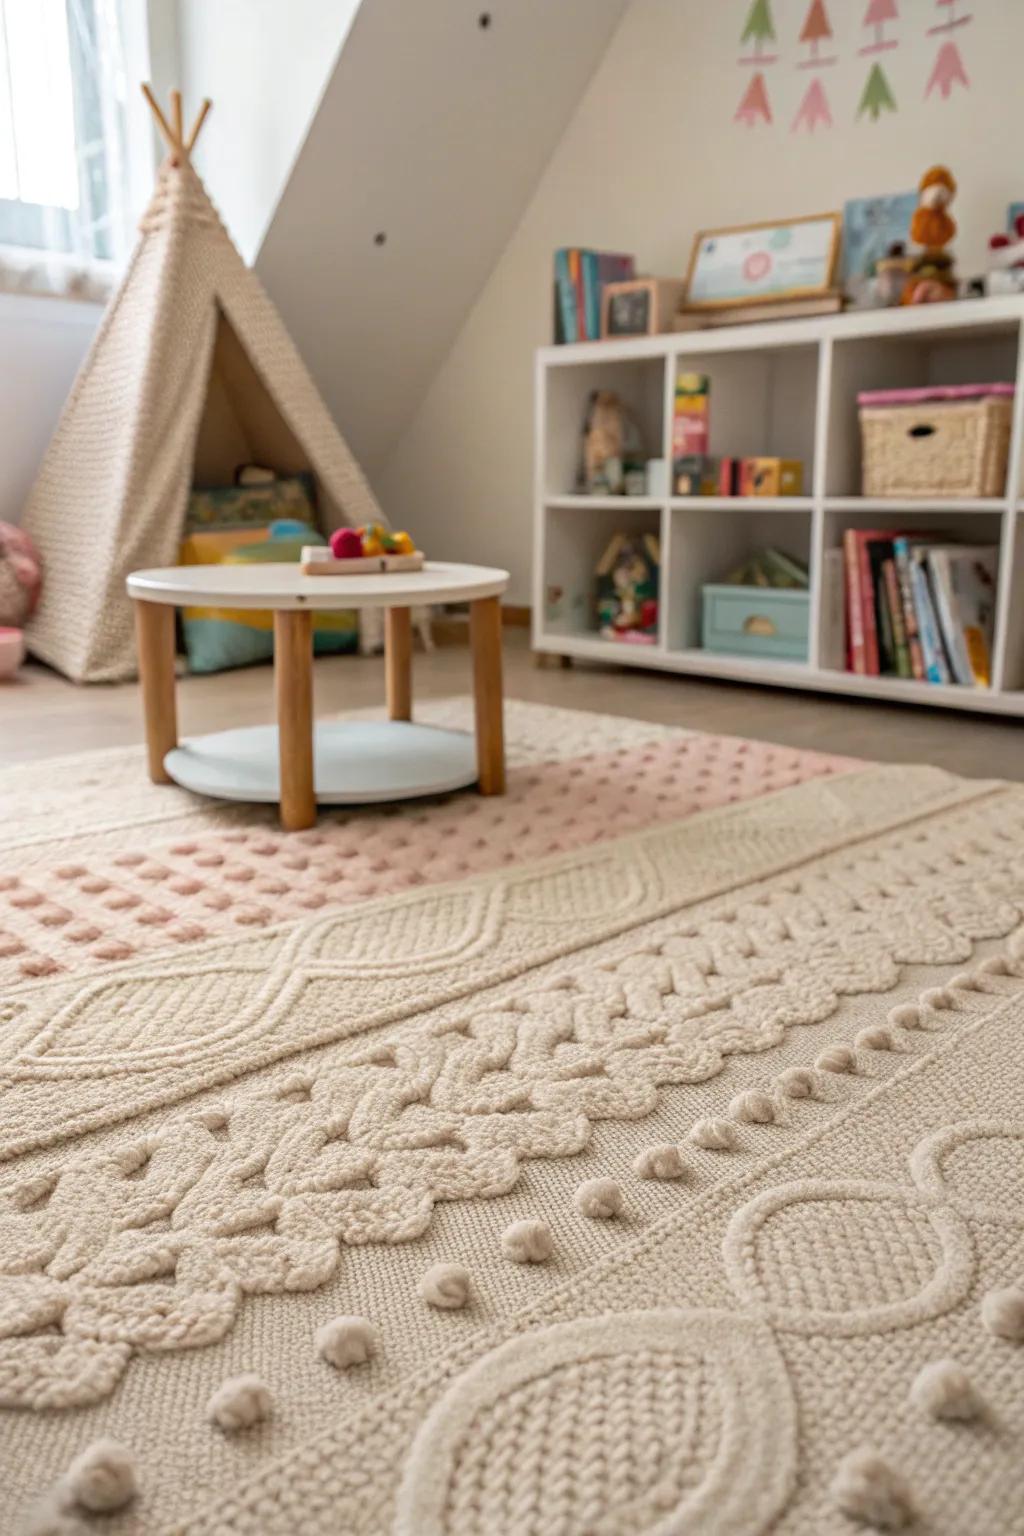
[701,584,809,661]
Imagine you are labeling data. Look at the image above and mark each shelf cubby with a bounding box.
[534,297,1024,716]
[663,503,812,654]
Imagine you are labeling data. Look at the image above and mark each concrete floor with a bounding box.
[3,629,1021,779]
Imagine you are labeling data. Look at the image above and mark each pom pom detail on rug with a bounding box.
[830,1449,915,1530]
[501,1219,554,1263]
[980,1285,1024,1341]
[207,1374,273,1431]
[689,1117,737,1149]
[633,1142,688,1179]
[419,1263,471,1310]
[574,1177,624,1219]
[729,1089,777,1125]
[816,1045,857,1073]
[855,1025,897,1051]
[909,1359,981,1421]
[888,1003,923,1029]
[64,1438,138,1513]
[776,1067,817,1099]
[315,1316,379,1369]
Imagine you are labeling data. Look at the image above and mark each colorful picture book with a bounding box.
[841,530,998,688]
[554,250,635,343]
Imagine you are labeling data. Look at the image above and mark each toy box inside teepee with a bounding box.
[20,87,385,683]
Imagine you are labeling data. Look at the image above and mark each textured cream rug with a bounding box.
[2,714,1023,1534]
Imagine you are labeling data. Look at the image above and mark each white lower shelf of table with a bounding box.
[164,721,479,805]
[533,633,1024,715]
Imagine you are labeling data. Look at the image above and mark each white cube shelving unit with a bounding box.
[533,294,1024,716]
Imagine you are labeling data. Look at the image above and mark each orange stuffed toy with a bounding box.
[910,166,957,252]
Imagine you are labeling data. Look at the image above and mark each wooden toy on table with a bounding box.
[302,524,425,575]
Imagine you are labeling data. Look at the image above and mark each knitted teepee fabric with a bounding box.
[4,753,1024,1530]
[21,158,382,683]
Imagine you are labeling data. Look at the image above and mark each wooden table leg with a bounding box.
[134,599,178,784]
[470,595,505,795]
[274,609,316,831]
[385,606,413,721]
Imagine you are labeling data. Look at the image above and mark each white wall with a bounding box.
[256,0,629,476]
[176,0,360,263]
[0,295,98,526]
[379,0,1024,603]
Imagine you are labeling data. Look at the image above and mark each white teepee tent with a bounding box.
[22,88,385,683]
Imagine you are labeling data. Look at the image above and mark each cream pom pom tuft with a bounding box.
[816,1045,856,1074]
[909,1359,981,1421]
[776,1067,817,1099]
[855,1025,896,1051]
[207,1373,272,1431]
[315,1315,379,1369]
[501,1218,554,1263]
[729,1089,776,1125]
[574,1177,624,1219]
[830,1449,915,1530]
[64,1438,138,1513]
[980,1285,1024,1341]
[419,1262,471,1310]
[888,1003,922,1029]
[689,1117,736,1150]
[920,985,956,1008]
[633,1143,688,1180]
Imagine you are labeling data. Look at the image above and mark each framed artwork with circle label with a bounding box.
[684,214,841,309]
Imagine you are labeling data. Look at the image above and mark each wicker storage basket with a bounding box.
[858,383,1013,498]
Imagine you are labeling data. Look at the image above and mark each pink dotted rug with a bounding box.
[0,699,860,986]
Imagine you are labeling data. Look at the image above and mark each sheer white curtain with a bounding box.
[0,0,137,293]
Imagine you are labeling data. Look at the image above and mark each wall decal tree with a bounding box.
[739,0,778,64]
[926,39,969,97]
[734,71,773,126]
[860,0,899,55]
[857,61,898,119]
[798,0,837,67]
[792,78,833,132]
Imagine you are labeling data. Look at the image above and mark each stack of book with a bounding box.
[554,249,635,342]
[840,531,999,687]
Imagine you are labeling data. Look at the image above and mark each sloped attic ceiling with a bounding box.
[254,0,629,478]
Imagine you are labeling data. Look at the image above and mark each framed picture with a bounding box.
[842,192,917,295]
[601,278,686,338]
[684,214,841,310]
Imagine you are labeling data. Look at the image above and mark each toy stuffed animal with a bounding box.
[910,166,957,252]
[581,391,643,495]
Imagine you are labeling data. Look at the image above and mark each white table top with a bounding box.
[126,560,510,611]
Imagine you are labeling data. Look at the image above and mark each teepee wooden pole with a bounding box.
[186,99,213,153]
[170,89,184,152]
[141,83,177,155]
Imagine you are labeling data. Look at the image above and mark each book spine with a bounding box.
[822,547,846,671]
[882,558,911,678]
[843,529,866,674]
[893,538,925,681]
[858,537,880,676]
[911,555,951,685]
[568,249,584,343]
[927,551,973,685]
[583,251,601,341]
[554,250,576,345]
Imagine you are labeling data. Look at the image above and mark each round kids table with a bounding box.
[126,561,509,831]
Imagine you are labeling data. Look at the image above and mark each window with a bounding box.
[0,0,135,266]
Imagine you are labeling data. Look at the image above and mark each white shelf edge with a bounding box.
[823,497,1006,514]
[533,634,1024,716]
[670,496,813,513]
[539,293,1024,367]
[545,495,664,510]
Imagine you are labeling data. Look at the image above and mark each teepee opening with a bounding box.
[20,86,384,683]
[192,307,337,526]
